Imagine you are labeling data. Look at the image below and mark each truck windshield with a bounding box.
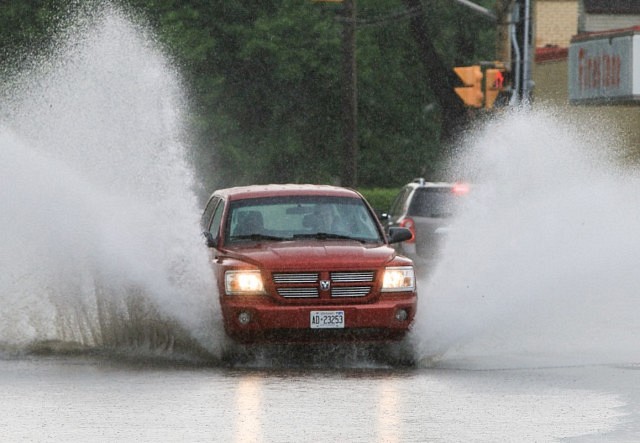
[225,196,383,244]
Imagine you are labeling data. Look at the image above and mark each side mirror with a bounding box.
[388,227,413,244]
[203,231,217,248]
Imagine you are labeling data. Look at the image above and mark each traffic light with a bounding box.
[485,68,505,109]
[454,65,483,108]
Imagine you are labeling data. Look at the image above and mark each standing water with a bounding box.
[0,6,223,358]
[411,108,640,369]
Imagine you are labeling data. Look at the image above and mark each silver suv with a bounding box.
[385,178,470,268]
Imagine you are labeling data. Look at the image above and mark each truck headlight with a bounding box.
[381,266,415,292]
[225,270,265,295]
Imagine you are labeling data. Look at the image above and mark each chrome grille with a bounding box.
[273,273,319,284]
[278,287,319,298]
[272,271,375,299]
[331,286,370,297]
[330,271,374,283]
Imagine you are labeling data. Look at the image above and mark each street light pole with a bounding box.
[341,0,358,188]
[507,0,534,105]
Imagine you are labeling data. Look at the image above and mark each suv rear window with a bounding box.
[408,188,461,218]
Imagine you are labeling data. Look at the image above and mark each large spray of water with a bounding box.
[4,3,638,369]
[411,108,640,368]
[0,6,222,357]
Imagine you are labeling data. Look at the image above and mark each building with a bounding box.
[533,0,640,155]
[579,0,640,32]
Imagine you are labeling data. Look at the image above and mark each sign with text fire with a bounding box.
[568,26,640,104]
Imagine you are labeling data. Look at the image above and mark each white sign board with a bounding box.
[568,27,640,104]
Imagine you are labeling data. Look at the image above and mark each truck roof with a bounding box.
[212,184,362,201]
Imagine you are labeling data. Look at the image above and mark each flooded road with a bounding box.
[2,354,638,442]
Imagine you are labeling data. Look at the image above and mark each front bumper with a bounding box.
[221,295,416,343]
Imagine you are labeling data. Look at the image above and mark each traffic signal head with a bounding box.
[484,68,505,109]
[454,65,483,108]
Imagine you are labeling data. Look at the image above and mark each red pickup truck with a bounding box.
[201,184,417,343]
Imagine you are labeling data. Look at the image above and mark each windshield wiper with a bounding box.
[293,232,367,242]
[231,234,288,242]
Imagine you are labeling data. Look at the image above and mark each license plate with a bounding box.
[310,310,345,329]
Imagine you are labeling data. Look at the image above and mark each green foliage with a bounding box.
[358,187,401,213]
[0,0,497,193]
[0,0,67,69]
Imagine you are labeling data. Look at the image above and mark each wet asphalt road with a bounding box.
[2,354,639,442]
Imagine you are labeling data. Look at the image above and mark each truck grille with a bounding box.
[277,287,319,298]
[331,287,371,297]
[331,271,374,282]
[273,273,318,284]
[272,271,375,299]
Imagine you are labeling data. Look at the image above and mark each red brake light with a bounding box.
[399,217,416,243]
[452,182,470,195]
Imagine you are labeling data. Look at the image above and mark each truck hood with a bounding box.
[222,241,402,270]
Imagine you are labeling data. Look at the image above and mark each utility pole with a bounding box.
[341,0,358,188]
[401,0,469,144]
[495,0,513,62]
[502,0,534,105]
[519,0,534,104]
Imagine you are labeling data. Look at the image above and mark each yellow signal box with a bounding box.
[485,68,505,109]
[454,65,483,108]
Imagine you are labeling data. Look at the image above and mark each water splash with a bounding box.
[0,5,223,358]
[411,108,640,369]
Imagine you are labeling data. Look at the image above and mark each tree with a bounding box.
[0,0,497,191]
[401,0,469,144]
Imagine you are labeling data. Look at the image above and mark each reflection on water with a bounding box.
[234,375,263,443]
[228,369,408,443]
[0,358,631,442]
[376,378,401,443]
